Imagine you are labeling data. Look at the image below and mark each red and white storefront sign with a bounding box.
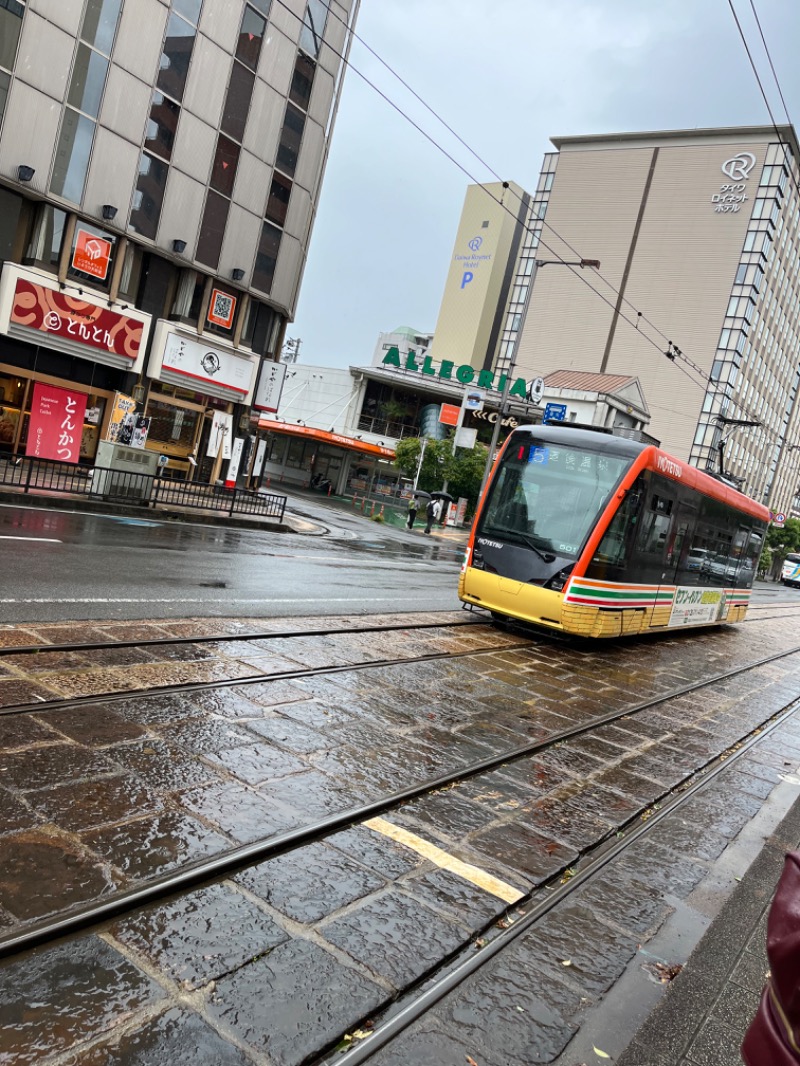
[27,382,87,464]
[0,265,150,373]
[71,229,113,281]
[148,322,258,404]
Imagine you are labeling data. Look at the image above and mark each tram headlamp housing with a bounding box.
[546,565,574,592]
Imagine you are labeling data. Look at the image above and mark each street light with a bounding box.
[479,257,601,497]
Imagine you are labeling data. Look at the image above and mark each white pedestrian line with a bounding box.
[0,595,428,604]
[0,535,62,543]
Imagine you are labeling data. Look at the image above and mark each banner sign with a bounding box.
[668,587,726,628]
[252,438,267,477]
[225,437,244,489]
[207,411,233,459]
[253,362,287,413]
[439,403,460,426]
[27,382,87,464]
[161,331,253,395]
[11,279,141,360]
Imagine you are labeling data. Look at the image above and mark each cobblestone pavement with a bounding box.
[1,609,800,1064]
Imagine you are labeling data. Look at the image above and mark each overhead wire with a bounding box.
[275,0,702,383]
[279,0,792,466]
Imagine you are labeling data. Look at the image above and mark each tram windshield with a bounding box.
[478,439,632,560]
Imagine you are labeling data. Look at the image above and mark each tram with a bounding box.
[459,424,770,638]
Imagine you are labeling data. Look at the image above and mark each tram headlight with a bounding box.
[546,565,574,592]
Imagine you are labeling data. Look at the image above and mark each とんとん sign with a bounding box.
[381,347,529,398]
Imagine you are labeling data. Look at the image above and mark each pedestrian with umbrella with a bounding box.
[406,495,418,529]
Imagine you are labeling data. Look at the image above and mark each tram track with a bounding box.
[3,637,800,966]
[0,614,479,660]
[0,623,523,718]
[324,690,800,1066]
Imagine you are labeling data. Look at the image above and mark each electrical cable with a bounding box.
[278,0,792,476]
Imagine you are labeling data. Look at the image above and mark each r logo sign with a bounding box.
[721,153,756,181]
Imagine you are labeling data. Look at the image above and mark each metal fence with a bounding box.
[0,455,287,521]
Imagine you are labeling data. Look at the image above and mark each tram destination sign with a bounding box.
[381,347,529,399]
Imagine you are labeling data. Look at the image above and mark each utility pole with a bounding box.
[478,258,601,499]
[412,437,428,492]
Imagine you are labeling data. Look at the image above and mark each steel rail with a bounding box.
[0,637,524,719]
[0,615,479,659]
[327,696,800,1065]
[2,639,799,962]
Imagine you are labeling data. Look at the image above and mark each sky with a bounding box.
[291,0,800,369]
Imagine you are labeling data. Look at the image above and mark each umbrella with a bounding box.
[430,491,454,503]
[412,490,431,499]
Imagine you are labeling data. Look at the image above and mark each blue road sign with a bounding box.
[544,403,567,422]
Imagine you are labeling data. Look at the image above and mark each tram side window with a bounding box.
[622,476,678,582]
[744,528,764,578]
[589,476,645,574]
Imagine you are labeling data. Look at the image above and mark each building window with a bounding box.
[266,172,292,227]
[157,12,196,102]
[276,103,305,177]
[0,70,9,130]
[210,134,240,197]
[0,0,24,73]
[221,61,254,142]
[129,151,169,240]
[118,242,144,299]
[236,5,266,70]
[173,0,202,22]
[248,0,271,15]
[81,0,122,53]
[299,0,328,58]
[290,52,315,110]
[252,221,281,294]
[145,91,180,161]
[25,204,66,269]
[196,189,229,268]
[51,109,95,203]
[67,41,108,118]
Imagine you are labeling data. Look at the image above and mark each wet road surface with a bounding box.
[0,503,464,623]
[1,605,800,1063]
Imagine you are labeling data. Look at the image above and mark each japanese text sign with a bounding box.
[11,279,142,360]
[27,382,87,464]
[71,229,112,281]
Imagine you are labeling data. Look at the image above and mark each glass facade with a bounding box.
[493,153,558,378]
[689,141,800,510]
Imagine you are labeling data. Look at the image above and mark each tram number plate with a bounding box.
[668,587,726,627]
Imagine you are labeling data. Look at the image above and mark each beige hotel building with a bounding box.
[432,126,800,516]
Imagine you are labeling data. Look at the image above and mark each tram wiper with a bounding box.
[504,531,556,563]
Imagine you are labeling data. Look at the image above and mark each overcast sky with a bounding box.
[291,0,800,369]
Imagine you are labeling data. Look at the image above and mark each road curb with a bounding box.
[0,488,320,535]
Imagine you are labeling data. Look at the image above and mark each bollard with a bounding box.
[327,484,332,496]
[370,501,375,517]
[379,505,384,518]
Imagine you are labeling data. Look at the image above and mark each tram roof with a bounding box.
[510,424,648,458]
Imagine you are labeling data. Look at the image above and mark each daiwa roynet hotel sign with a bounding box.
[381,347,529,398]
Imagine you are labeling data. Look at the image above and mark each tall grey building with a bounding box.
[0,0,356,481]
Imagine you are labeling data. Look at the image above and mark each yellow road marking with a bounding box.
[364,816,524,904]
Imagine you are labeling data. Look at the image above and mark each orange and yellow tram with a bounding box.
[459,425,770,638]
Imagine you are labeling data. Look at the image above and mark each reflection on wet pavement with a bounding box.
[0,609,798,1062]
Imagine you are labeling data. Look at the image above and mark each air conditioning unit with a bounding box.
[91,441,160,503]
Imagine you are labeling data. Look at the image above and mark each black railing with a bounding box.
[0,456,287,522]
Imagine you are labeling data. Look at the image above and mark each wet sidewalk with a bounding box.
[615,793,800,1066]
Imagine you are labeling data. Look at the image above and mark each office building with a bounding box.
[0,0,357,481]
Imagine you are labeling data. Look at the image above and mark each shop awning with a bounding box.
[257,420,396,459]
